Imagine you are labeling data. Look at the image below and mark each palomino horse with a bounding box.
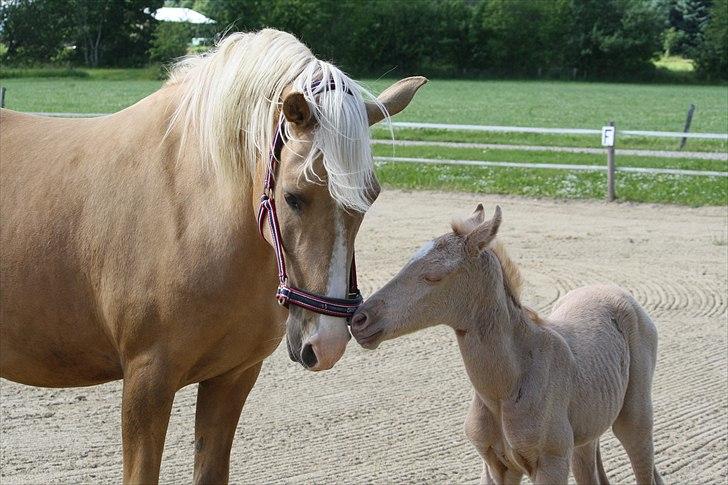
[0,29,426,483]
[351,206,662,485]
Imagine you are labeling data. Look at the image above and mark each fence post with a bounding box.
[0,87,5,108]
[679,103,696,150]
[603,121,616,202]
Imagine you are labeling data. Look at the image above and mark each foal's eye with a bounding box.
[284,192,303,212]
[423,273,443,284]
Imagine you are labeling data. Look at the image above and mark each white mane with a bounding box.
[167,29,385,212]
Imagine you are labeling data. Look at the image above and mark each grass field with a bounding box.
[1,69,726,206]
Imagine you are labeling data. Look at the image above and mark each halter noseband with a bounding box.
[256,88,362,320]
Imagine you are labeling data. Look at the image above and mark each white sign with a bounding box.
[601,126,615,147]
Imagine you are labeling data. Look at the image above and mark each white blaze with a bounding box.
[322,209,348,316]
[411,240,435,262]
[301,208,351,370]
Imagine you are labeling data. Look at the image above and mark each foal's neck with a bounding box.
[456,278,541,405]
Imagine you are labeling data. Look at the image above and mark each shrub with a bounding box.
[696,0,728,80]
[148,22,192,64]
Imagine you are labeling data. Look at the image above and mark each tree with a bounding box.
[0,0,162,67]
[0,0,70,65]
[149,22,192,63]
[568,0,664,78]
[659,0,711,57]
[696,0,728,79]
[471,0,572,75]
[68,0,162,67]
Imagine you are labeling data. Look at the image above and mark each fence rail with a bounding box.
[389,121,728,140]
[374,156,727,178]
[13,111,728,201]
[15,113,728,141]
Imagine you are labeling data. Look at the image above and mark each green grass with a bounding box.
[362,79,728,134]
[0,67,90,79]
[372,127,727,153]
[0,76,161,113]
[2,71,726,133]
[1,69,725,206]
[376,162,727,206]
[373,144,726,172]
[654,55,695,73]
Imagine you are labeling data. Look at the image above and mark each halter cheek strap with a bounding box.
[257,116,362,320]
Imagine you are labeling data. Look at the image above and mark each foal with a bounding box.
[351,205,662,485]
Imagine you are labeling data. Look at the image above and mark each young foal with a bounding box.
[351,205,662,485]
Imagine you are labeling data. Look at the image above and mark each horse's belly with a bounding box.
[0,315,122,387]
[0,256,121,387]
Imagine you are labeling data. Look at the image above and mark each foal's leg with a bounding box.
[533,452,571,485]
[193,362,262,485]
[464,395,522,485]
[612,401,660,485]
[612,355,661,484]
[572,439,608,485]
[121,360,178,484]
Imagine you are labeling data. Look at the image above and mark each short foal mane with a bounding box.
[166,29,385,212]
[489,240,542,323]
[489,240,523,302]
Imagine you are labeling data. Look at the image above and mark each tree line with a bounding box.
[1,0,726,81]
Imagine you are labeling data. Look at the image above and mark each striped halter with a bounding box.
[257,114,363,320]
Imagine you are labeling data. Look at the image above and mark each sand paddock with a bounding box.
[1,190,726,483]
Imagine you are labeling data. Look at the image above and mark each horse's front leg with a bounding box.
[121,358,178,484]
[193,362,263,485]
[533,452,572,485]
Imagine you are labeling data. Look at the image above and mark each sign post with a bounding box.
[602,122,616,202]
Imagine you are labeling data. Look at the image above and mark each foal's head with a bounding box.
[268,74,427,370]
[351,205,514,349]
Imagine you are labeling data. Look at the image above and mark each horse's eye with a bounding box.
[423,273,443,284]
[284,192,303,212]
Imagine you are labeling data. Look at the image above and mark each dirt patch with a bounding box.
[2,190,726,483]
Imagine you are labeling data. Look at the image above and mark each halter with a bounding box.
[256,97,362,320]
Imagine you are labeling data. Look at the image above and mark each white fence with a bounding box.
[15,112,728,199]
[389,121,728,140]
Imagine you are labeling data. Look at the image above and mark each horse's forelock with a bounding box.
[166,29,385,213]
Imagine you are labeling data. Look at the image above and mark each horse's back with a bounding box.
[548,284,657,444]
[0,109,123,387]
[550,284,658,358]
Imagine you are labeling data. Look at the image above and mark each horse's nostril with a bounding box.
[351,312,368,330]
[301,343,318,368]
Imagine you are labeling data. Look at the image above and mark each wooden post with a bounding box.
[679,103,695,150]
[0,87,5,108]
[606,121,616,202]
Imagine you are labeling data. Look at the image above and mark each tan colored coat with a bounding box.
[352,205,663,485]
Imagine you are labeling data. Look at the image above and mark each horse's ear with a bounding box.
[452,204,485,236]
[366,76,428,126]
[465,206,502,256]
[282,92,312,126]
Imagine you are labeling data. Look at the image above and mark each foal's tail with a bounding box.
[596,442,609,485]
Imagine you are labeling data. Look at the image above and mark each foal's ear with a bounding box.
[452,203,485,236]
[282,92,312,126]
[465,206,502,256]
[366,76,428,126]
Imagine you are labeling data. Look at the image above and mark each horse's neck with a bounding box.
[457,283,541,404]
[107,84,262,250]
[133,85,258,204]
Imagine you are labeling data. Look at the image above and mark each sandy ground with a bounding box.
[1,190,726,484]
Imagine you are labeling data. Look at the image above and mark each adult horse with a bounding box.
[0,29,426,483]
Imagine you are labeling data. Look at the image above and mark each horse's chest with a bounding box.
[480,400,541,476]
[492,436,537,477]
